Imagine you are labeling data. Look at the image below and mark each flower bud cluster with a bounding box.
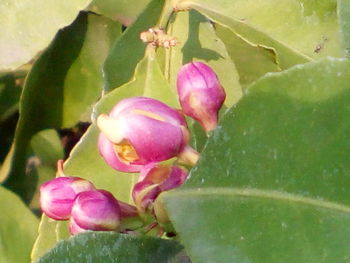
[95,62,225,226]
[40,62,225,236]
[40,161,138,235]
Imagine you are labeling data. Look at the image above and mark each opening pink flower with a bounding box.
[97,97,190,172]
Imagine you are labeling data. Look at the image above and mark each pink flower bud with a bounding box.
[132,163,188,213]
[97,97,190,172]
[70,189,121,234]
[69,217,86,235]
[40,177,95,220]
[177,62,226,132]
[118,200,138,219]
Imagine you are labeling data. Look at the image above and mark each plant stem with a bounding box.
[157,0,175,29]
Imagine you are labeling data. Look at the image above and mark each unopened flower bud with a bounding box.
[177,62,226,132]
[40,176,95,220]
[97,97,190,172]
[132,163,188,213]
[69,217,86,235]
[70,189,121,234]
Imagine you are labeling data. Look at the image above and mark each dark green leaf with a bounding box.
[1,13,121,200]
[164,58,350,263]
[103,0,165,91]
[36,232,182,263]
[0,0,93,70]
[0,185,39,263]
[0,74,21,164]
[0,74,21,122]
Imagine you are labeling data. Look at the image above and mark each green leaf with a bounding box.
[103,0,165,91]
[164,58,350,263]
[184,0,344,67]
[36,232,182,263]
[337,0,350,56]
[88,0,151,25]
[1,13,121,200]
[215,25,281,87]
[61,15,121,128]
[0,185,39,263]
[0,0,94,70]
[165,10,242,107]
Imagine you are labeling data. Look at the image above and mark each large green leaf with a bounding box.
[103,0,164,91]
[337,0,350,56]
[0,185,39,263]
[0,0,93,70]
[89,0,151,25]
[32,50,176,259]
[183,0,344,67]
[36,232,182,263]
[164,58,350,263]
[165,10,242,107]
[1,13,121,200]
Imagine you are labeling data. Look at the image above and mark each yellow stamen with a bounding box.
[113,139,139,164]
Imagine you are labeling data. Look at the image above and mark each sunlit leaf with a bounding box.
[183,0,344,68]
[89,0,151,25]
[0,185,39,263]
[0,0,94,70]
[215,25,281,87]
